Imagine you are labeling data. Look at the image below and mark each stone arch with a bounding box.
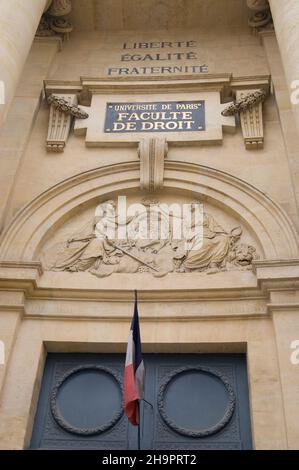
[0,161,298,261]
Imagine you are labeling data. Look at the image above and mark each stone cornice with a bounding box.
[34,35,63,51]
[0,261,44,276]
[259,29,276,39]
[0,260,298,321]
[267,303,299,313]
[44,75,271,103]
[253,259,299,282]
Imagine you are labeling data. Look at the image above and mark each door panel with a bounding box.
[140,355,252,450]
[30,353,252,450]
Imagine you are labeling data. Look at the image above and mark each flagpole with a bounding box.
[135,290,141,450]
[138,400,141,450]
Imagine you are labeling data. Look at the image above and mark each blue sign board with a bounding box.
[104,101,205,133]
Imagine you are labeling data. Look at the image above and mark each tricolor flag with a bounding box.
[124,292,145,425]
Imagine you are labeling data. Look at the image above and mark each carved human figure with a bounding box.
[44,201,132,272]
[181,214,241,274]
[91,202,172,278]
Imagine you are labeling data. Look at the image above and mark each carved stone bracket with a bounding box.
[222,89,267,150]
[138,137,168,192]
[237,89,265,150]
[36,0,73,40]
[46,93,82,152]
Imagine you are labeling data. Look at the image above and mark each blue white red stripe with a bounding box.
[124,295,145,425]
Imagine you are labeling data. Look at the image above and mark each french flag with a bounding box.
[124,292,145,426]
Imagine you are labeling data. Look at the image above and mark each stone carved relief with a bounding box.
[36,0,73,40]
[41,200,259,277]
[222,90,266,150]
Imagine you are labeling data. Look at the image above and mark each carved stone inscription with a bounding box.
[107,40,208,76]
[104,101,205,133]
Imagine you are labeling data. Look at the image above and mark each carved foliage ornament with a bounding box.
[47,94,89,119]
[221,90,266,117]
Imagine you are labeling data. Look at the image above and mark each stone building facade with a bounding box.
[0,0,299,450]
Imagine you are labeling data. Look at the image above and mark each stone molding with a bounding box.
[45,74,270,99]
[0,161,297,262]
[0,259,299,321]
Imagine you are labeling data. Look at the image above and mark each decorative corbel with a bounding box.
[138,138,168,192]
[222,90,267,150]
[46,94,89,152]
[36,0,73,40]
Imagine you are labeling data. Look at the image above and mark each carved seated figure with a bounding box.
[182,214,242,274]
[43,201,130,273]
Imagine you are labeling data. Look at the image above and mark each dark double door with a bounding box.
[30,353,252,450]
